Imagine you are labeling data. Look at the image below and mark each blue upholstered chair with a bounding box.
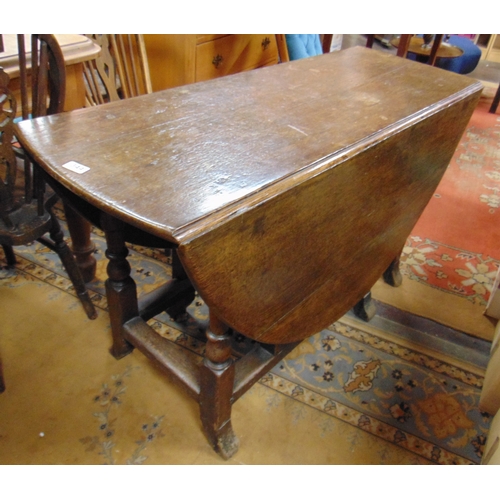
[435,36,482,74]
[285,34,323,60]
[407,35,482,75]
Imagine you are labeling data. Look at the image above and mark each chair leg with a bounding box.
[46,214,97,320]
[0,355,5,393]
[1,244,17,267]
[490,83,500,114]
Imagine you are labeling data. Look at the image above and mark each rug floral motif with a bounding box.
[399,236,500,306]
[405,101,500,305]
[79,366,166,465]
[270,321,490,465]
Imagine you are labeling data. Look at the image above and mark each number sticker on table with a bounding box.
[62,161,90,174]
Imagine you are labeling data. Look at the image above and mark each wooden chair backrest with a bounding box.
[84,34,152,106]
[17,34,66,119]
[2,35,66,218]
[0,67,17,218]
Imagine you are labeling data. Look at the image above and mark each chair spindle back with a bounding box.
[0,67,17,222]
[83,34,152,106]
[16,34,66,214]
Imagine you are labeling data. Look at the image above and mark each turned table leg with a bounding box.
[353,291,376,321]
[353,253,403,321]
[101,213,137,359]
[383,253,403,287]
[199,314,239,459]
[165,249,196,322]
[64,201,96,283]
[1,244,16,267]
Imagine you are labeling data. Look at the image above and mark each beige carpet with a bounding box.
[0,275,431,465]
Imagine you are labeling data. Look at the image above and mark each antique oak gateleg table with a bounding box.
[16,47,482,458]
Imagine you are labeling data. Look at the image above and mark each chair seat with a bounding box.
[435,36,482,74]
[0,36,96,327]
[0,201,52,246]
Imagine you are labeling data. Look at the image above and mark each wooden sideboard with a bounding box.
[143,34,280,91]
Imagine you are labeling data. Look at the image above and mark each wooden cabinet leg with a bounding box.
[101,213,137,359]
[353,291,376,321]
[199,314,239,459]
[383,253,403,287]
[64,201,96,283]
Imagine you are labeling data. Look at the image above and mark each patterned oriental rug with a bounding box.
[373,94,500,341]
[0,217,492,465]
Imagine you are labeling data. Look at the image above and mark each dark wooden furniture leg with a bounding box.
[353,291,376,321]
[101,213,136,359]
[396,34,412,58]
[44,208,97,320]
[428,34,444,66]
[1,244,16,267]
[200,313,239,459]
[383,254,403,287]
[64,201,96,283]
[490,83,500,114]
[0,355,5,393]
[322,34,333,54]
[353,253,402,321]
[98,210,240,458]
[166,250,195,322]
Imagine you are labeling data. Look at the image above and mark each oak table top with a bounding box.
[16,46,482,345]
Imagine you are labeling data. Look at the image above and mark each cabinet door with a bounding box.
[195,34,279,82]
